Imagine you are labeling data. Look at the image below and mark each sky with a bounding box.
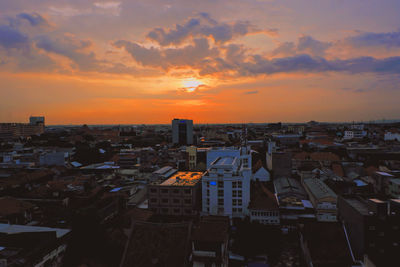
[1,0,400,124]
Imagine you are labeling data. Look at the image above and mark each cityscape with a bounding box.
[1,1,400,267]
[0,117,400,266]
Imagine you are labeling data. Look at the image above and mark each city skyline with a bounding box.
[1,0,400,124]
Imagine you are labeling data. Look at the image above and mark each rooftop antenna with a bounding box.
[241,124,248,148]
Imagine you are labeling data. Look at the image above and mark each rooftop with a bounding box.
[249,182,279,211]
[120,221,191,267]
[0,223,70,238]
[215,156,235,166]
[341,197,370,216]
[160,172,202,186]
[303,178,337,201]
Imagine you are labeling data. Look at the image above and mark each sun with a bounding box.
[182,78,203,92]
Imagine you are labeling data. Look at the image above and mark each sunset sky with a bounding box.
[1,0,400,124]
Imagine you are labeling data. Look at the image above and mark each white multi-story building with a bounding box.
[343,130,367,140]
[202,146,252,218]
[206,147,240,169]
[384,130,400,141]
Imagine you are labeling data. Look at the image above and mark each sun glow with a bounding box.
[182,78,203,92]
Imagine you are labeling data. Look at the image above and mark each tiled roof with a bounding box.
[121,221,191,267]
[249,182,279,211]
[0,196,34,217]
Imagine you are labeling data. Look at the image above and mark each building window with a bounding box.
[173,199,179,204]
[238,199,242,206]
[184,199,191,204]
[238,208,242,212]
[218,190,224,197]
[218,181,223,188]
[233,199,237,206]
[161,189,168,194]
[161,199,168,203]
[184,209,192,214]
[184,189,191,195]
[206,181,210,188]
[173,208,180,214]
[206,198,210,205]
[207,189,210,196]
[161,208,168,214]
[233,181,242,188]
[233,208,237,212]
[150,188,157,193]
[237,190,242,197]
[233,191,237,197]
[243,158,248,167]
[218,198,224,206]
[173,189,179,194]
[150,198,157,203]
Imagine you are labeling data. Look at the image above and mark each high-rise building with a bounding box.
[172,118,193,145]
[202,146,252,218]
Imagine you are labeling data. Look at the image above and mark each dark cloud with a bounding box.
[16,12,49,27]
[114,38,219,70]
[243,90,259,95]
[0,25,28,49]
[146,13,276,46]
[271,36,331,57]
[35,35,100,71]
[346,30,400,48]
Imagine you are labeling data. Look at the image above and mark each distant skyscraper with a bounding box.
[172,119,193,145]
[29,116,45,126]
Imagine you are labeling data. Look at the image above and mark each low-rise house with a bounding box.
[0,223,71,267]
[273,177,313,224]
[120,221,191,267]
[190,216,230,267]
[249,181,280,225]
[384,130,400,141]
[0,196,35,224]
[253,166,270,182]
[301,177,337,222]
[387,178,400,198]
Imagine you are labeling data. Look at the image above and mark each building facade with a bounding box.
[301,177,337,222]
[202,146,252,218]
[338,197,400,267]
[0,116,45,139]
[148,172,202,216]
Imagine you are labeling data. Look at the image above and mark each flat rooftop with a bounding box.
[342,198,369,216]
[160,172,202,187]
[215,156,235,166]
[0,223,70,238]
